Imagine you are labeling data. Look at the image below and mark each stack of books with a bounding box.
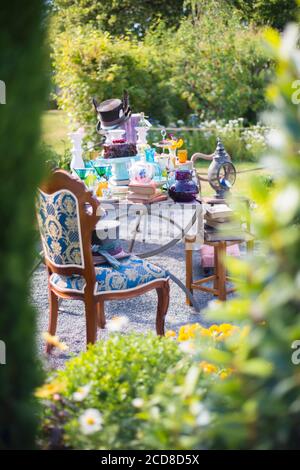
[110,178,130,187]
[204,204,245,241]
[127,182,168,204]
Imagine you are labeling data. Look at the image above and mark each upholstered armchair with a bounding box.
[36,170,170,352]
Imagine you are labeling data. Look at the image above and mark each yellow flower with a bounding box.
[200,328,211,337]
[35,380,66,399]
[209,325,221,336]
[178,323,202,341]
[171,138,184,150]
[165,330,177,338]
[200,361,218,374]
[219,323,236,333]
[177,323,239,342]
[42,332,69,351]
[178,332,189,342]
[219,368,234,380]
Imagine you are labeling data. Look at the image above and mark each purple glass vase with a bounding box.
[168,169,198,202]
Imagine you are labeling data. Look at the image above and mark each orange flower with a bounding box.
[219,368,234,380]
[42,332,68,351]
[200,361,218,374]
[165,330,177,338]
[35,380,66,399]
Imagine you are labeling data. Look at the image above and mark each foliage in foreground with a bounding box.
[37,334,183,449]
[0,0,48,449]
[140,25,300,449]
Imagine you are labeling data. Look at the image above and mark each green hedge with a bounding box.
[52,27,186,137]
[0,0,48,449]
[52,5,272,138]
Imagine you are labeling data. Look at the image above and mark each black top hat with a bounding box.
[93,90,131,131]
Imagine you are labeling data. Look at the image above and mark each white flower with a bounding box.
[79,409,103,435]
[132,398,144,408]
[274,185,300,223]
[194,403,212,426]
[107,315,129,332]
[150,406,160,420]
[190,401,203,416]
[266,129,285,150]
[73,384,91,402]
[280,23,299,60]
[179,340,196,355]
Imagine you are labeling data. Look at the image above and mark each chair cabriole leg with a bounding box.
[46,289,59,354]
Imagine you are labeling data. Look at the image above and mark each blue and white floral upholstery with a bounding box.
[36,189,84,267]
[49,256,168,294]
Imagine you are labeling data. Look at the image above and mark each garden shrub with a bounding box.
[0,0,48,449]
[40,143,71,171]
[52,2,273,138]
[52,0,185,38]
[37,324,239,450]
[168,5,272,123]
[230,0,299,30]
[37,333,184,449]
[148,119,268,162]
[52,26,186,139]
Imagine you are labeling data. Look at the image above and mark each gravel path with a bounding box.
[32,237,222,370]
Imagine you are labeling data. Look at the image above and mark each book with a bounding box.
[204,225,251,242]
[111,185,129,195]
[127,189,162,200]
[205,214,233,224]
[128,182,157,196]
[205,217,241,230]
[127,193,168,204]
[110,179,130,186]
[205,204,233,220]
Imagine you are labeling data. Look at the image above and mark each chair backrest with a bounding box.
[36,170,100,287]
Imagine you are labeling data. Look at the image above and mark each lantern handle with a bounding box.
[191,152,214,163]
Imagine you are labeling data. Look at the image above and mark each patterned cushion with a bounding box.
[49,256,168,294]
[36,189,83,267]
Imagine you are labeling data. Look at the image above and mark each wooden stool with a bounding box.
[185,237,245,303]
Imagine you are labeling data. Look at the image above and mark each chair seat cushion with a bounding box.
[49,256,168,294]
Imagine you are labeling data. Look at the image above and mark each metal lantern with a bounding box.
[207,138,236,199]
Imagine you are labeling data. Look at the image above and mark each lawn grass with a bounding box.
[42,110,70,153]
[41,110,269,198]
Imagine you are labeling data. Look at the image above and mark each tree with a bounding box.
[168,5,271,122]
[52,0,185,37]
[0,0,48,449]
[230,0,299,30]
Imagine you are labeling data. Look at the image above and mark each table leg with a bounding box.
[217,241,227,301]
[185,239,194,306]
[245,199,254,253]
[213,244,218,291]
[128,212,142,253]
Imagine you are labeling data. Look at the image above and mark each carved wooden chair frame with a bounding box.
[38,170,170,352]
